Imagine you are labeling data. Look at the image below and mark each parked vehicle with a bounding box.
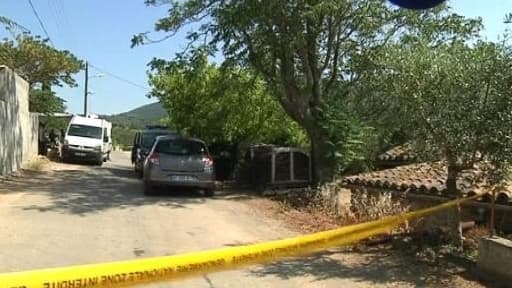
[61,115,112,165]
[131,126,177,178]
[142,135,215,196]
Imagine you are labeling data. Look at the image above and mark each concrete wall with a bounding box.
[0,66,39,175]
[477,237,512,283]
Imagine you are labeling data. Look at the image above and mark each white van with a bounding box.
[62,115,112,165]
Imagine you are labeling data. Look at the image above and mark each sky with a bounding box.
[0,0,511,115]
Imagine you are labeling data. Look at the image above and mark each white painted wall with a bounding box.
[0,66,39,175]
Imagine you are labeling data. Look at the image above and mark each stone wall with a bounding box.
[345,186,478,244]
[0,66,39,175]
[477,237,512,283]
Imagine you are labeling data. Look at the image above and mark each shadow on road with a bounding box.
[0,164,212,215]
[249,248,489,287]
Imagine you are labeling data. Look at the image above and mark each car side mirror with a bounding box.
[104,136,109,143]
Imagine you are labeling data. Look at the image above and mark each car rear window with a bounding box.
[141,132,172,148]
[155,139,207,156]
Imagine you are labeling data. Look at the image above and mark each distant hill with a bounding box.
[104,102,167,148]
[105,102,166,129]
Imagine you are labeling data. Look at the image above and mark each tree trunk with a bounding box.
[445,159,459,196]
[307,122,334,185]
[446,158,463,250]
[446,164,458,195]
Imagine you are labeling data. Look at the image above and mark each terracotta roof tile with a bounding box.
[343,162,512,205]
[377,145,417,162]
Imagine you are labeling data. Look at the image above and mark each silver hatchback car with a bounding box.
[142,135,215,196]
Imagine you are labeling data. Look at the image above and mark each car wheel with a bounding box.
[204,189,215,197]
[144,181,154,196]
[96,158,104,166]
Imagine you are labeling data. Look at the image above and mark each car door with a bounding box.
[131,132,140,164]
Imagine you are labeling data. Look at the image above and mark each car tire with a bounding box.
[96,158,104,166]
[204,189,215,197]
[144,181,154,196]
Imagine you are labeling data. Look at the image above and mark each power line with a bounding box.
[27,0,55,46]
[89,63,150,91]
[55,0,71,28]
[47,0,63,37]
[26,1,149,93]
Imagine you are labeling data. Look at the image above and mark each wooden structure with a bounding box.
[247,145,311,189]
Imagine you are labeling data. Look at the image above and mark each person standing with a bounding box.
[38,123,47,155]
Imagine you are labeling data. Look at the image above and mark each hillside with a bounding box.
[105,101,166,129]
[104,102,167,148]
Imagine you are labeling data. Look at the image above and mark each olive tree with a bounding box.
[375,39,512,193]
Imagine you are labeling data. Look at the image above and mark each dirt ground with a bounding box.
[242,196,494,288]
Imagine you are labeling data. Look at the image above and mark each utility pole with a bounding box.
[83,61,89,117]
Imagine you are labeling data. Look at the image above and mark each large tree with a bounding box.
[148,50,306,147]
[0,34,83,113]
[134,0,481,183]
[369,39,512,193]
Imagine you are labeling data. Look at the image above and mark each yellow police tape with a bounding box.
[0,194,480,288]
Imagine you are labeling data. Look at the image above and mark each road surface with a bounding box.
[0,152,483,287]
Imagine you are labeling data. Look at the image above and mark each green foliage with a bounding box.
[136,0,484,182]
[28,89,65,113]
[102,102,167,148]
[148,51,306,146]
[111,126,138,149]
[371,38,512,182]
[104,102,167,130]
[0,34,83,113]
[320,96,375,174]
[40,116,68,134]
[0,35,83,87]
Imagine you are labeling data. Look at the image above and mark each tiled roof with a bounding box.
[343,162,512,205]
[376,145,417,162]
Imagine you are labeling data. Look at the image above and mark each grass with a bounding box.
[23,156,50,171]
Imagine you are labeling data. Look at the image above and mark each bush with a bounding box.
[349,191,410,223]
[269,182,410,232]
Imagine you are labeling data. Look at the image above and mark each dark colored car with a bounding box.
[142,135,215,196]
[131,126,177,177]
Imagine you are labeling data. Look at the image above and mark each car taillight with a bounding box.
[202,156,213,171]
[148,153,160,165]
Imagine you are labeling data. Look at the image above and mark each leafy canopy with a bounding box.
[371,38,512,185]
[0,34,83,113]
[135,0,482,181]
[148,50,306,146]
[0,35,83,87]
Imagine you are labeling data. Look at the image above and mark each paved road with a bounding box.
[0,152,483,288]
[0,152,315,287]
